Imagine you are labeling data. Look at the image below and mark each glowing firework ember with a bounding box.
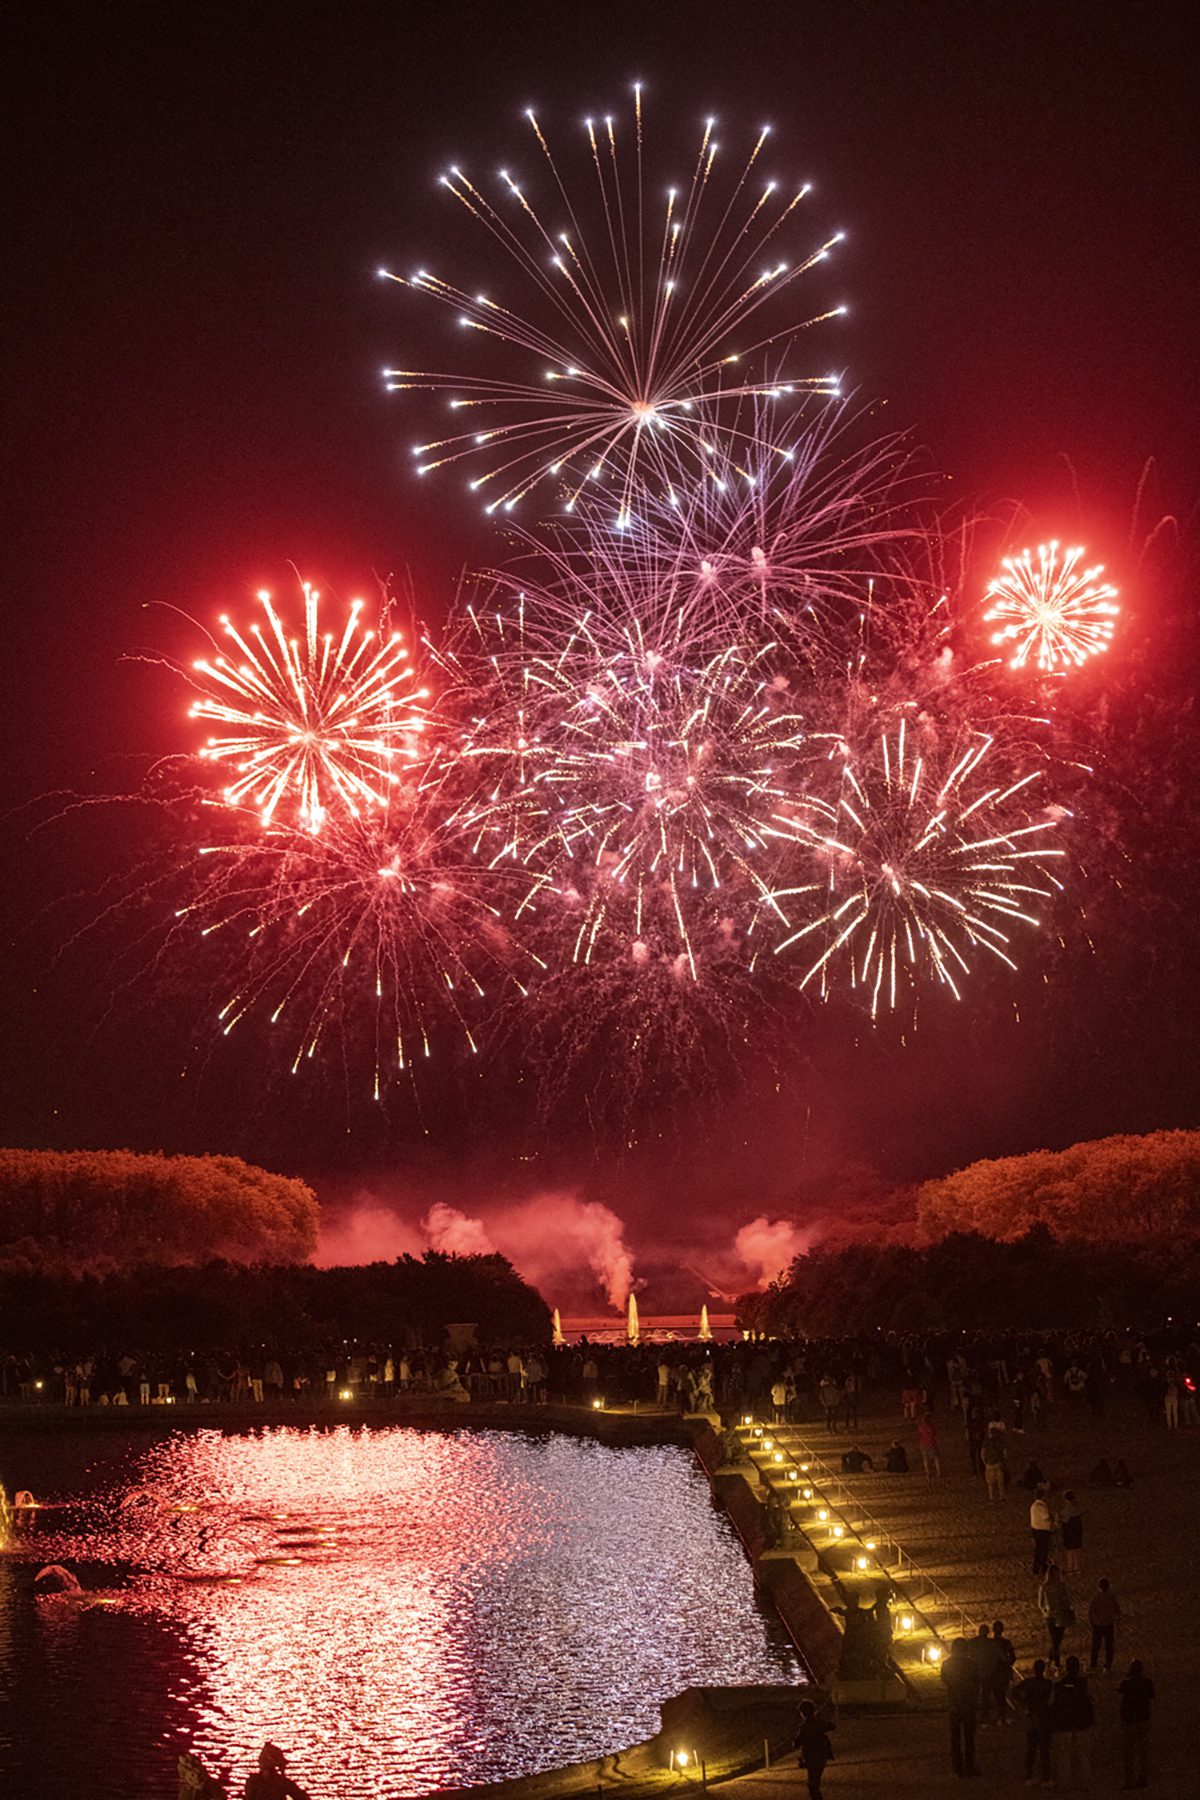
[770,723,1065,1015]
[451,601,808,974]
[178,792,541,1099]
[188,583,430,831]
[381,89,847,522]
[984,541,1119,672]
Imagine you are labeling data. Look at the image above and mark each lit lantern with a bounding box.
[592,1398,605,1411]
[924,1644,943,1664]
[816,1508,829,1522]
[753,1426,763,1439]
[802,1486,814,1500]
[787,1470,799,1483]
[773,1451,784,1464]
[338,1388,352,1400]
[865,1540,877,1551]
[762,1437,774,1450]
[855,1555,869,1571]
[832,1525,845,1539]
[741,1414,754,1426]
[899,1614,915,1634]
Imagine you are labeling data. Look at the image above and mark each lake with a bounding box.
[0,1424,801,1798]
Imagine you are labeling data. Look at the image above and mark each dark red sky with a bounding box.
[3,1,1198,1210]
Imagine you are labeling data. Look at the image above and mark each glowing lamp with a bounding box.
[865,1540,877,1551]
[899,1614,915,1634]
[673,1751,688,1769]
[924,1644,943,1664]
[787,1470,799,1482]
[338,1387,353,1400]
[799,1462,811,1472]
[855,1555,869,1571]
[34,1381,44,1390]
[762,1437,774,1450]
[832,1525,845,1539]
[816,1508,829,1522]
[752,1427,763,1439]
[741,1414,754,1426]
[592,1398,605,1411]
[802,1486,814,1500]
[773,1452,784,1464]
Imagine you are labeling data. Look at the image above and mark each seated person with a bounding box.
[841,1445,875,1473]
[1017,1459,1045,1489]
[884,1439,910,1473]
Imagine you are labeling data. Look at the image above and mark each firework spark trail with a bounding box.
[172,788,545,1101]
[768,723,1066,1016]
[440,590,812,972]
[188,583,430,832]
[380,91,848,522]
[984,540,1120,672]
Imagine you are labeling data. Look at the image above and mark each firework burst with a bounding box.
[188,582,430,832]
[769,721,1066,1016]
[381,89,847,522]
[984,540,1120,672]
[173,788,541,1099]
[447,597,809,972]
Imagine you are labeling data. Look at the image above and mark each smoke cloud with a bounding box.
[733,1215,813,1290]
[423,1202,497,1257]
[315,1187,636,1312]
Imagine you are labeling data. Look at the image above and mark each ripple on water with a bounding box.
[0,1426,801,1798]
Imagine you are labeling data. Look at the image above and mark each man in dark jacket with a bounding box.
[941,1638,979,1777]
[1013,1657,1055,1785]
[1118,1660,1154,1790]
[794,1700,834,1800]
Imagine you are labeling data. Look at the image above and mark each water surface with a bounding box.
[0,1425,800,1798]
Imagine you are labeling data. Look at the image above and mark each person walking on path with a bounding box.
[1013,1657,1055,1787]
[1052,1655,1095,1788]
[1118,1660,1154,1790]
[918,1411,942,1478]
[1060,1490,1084,1574]
[1030,1485,1054,1576]
[794,1700,834,1800]
[941,1637,979,1778]
[1038,1564,1074,1669]
[1088,1577,1120,1672]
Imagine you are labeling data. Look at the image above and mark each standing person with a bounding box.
[917,1412,942,1478]
[1118,1659,1154,1790]
[1060,1490,1084,1574]
[1038,1564,1074,1669]
[1013,1657,1055,1787]
[940,1638,979,1778]
[244,1742,310,1800]
[770,1375,788,1424]
[842,1369,860,1430]
[1052,1655,1095,1788]
[1030,1485,1054,1577]
[818,1375,841,1433]
[981,1432,1006,1503]
[657,1359,672,1409]
[982,1619,1016,1727]
[794,1700,834,1800]
[1088,1577,1120,1673]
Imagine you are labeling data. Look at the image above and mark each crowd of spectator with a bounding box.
[3,1322,1198,1424]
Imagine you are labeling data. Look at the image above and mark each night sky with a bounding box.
[3,2,1198,1232]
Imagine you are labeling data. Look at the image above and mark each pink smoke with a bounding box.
[315,1188,635,1313]
[312,1204,423,1268]
[733,1215,812,1290]
[487,1192,635,1311]
[423,1202,497,1257]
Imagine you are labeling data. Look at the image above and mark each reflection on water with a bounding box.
[0,1427,800,1797]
